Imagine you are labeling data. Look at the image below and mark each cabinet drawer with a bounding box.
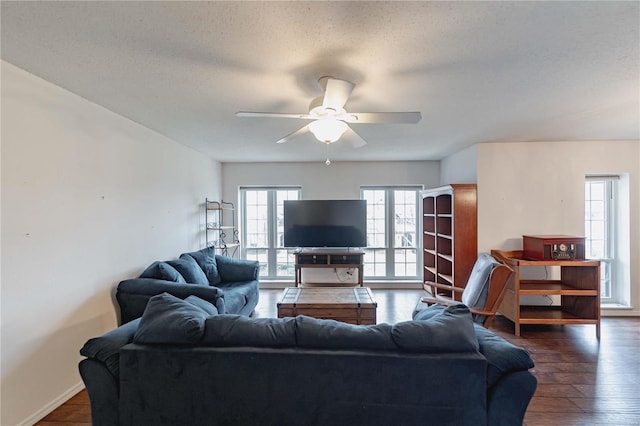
[297,254,328,264]
[330,254,362,264]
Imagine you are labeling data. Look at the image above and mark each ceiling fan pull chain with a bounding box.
[325,141,331,165]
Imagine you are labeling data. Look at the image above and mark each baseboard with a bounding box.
[19,381,85,426]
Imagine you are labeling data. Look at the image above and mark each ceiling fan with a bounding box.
[236,76,422,148]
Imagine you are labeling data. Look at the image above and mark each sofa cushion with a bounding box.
[216,281,258,314]
[473,323,535,387]
[461,254,501,313]
[133,293,209,344]
[139,261,186,284]
[392,304,479,353]
[180,247,221,285]
[296,315,397,351]
[185,295,219,316]
[80,318,141,378]
[167,257,209,286]
[215,255,259,282]
[202,315,296,347]
[412,303,447,321]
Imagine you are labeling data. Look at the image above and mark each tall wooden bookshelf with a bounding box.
[421,184,477,301]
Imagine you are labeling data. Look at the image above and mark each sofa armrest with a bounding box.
[487,370,537,425]
[79,358,120,426]
[215,256,260,282]
[116,278,225,324]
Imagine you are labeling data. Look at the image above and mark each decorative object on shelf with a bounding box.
[491,249,600,338]
[421,184,477,301]
[205,198,239,257]
[522,235,586,261]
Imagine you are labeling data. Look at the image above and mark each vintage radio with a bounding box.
[523,235,586,261]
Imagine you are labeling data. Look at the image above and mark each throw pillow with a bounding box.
[139,261,186,283]
[133,292,209,344]
[391,304,479,353]
[185,295,218,316]
[167,256,209,286]
[180,247,221,285]
[461,253,500,310]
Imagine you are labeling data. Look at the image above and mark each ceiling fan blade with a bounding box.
[342,112,422,124]
[276,125,309,144]
[342,126,367,148]
[236,111,313,119]
[321,78,355,110]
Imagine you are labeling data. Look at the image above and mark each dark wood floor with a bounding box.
[37,289,640,426]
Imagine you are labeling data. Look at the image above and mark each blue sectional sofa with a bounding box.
[80,294,537,426]
[116,247,259,323]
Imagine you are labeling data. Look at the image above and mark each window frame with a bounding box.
[584,176,618,303]
[239,186,302,279]
[360,185,422,280]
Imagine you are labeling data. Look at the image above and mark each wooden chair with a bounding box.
[421,254,513,328]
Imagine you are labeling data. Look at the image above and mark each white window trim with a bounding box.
[361,185,422,280]
[239,186,302,279]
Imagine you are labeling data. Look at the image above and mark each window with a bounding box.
[361,186,421,280]
[584,176,618,302]
[241,187,301,279]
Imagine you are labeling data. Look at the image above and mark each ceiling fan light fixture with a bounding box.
[308,118,348,143]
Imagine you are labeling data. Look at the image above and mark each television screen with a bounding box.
[283,200,367,248]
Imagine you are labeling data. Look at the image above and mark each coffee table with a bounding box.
[277,286,377,325]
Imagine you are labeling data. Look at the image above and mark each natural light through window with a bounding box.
[241,187,301,279]
[584,177,616,301]
[361,186,420,280]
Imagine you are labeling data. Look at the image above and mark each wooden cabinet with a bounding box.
[205,199,239,257]
[294,249,364,287]
[491,249,601,338]
[421,184,477,300]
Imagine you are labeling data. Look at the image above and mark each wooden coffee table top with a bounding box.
[277,286,377,308]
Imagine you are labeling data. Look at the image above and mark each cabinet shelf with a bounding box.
[491,249,600,338]
[206,225,236,230]
[438,273,453,284]
[519,280,599,296]
[518,307,599,324]
[421,184,477,301]
[425,266,437,275]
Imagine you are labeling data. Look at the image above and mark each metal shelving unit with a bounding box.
[205,198,239,257]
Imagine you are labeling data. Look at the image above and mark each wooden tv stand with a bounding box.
[294,249,364,287]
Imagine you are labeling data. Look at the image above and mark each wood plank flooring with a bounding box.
[36,289,640,425]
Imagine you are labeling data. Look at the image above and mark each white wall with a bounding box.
[222,161,439,203]
[439,144,478,185]
[1,61,221,425]
[476,140,640,315]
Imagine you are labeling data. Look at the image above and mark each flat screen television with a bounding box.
[283,200,367,248]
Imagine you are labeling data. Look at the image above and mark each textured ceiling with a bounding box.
[1,1,638,162]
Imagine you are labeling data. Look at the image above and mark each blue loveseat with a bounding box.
[80,293,537,426]
[116,247,259,324]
